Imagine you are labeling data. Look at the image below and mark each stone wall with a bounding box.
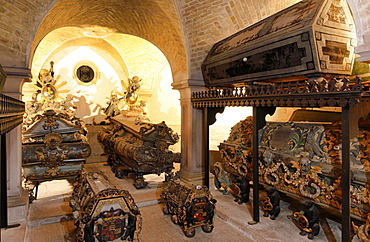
[0,0,52,66]
[2,0,370,76]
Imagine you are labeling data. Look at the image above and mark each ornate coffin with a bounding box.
[160,179,216,237]
[215,110,370,220]
[97,116,180,189]
[202,0,356,87]
[70,172,141,242]
[22,109,91,188]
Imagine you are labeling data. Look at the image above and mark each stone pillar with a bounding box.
[2,66,31,224]
[172,79,205,185]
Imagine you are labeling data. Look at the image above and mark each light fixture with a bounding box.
[82,27,112,38]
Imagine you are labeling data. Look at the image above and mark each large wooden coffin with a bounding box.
[202,0,356,87]
[70,172,141,241]
[22,110,91,188]
[215,110,370,220]
[97,116,180,188]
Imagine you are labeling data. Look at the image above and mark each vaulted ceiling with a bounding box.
[30,0,187,83]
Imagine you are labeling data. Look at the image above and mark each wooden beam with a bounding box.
[0,134,7,229]
[341,105,351,242]
[250,107,275,224]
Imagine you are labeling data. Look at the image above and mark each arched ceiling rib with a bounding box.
[32,27,129,78]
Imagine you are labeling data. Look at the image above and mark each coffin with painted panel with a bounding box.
[22,109,91,198]
[70,172,141,242]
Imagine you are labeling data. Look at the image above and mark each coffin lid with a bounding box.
[202,0,356,87]
[112,116,179,145]
[22,109,81,138]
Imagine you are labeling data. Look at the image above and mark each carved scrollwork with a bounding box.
[264,169,280,186]
[352,215,370,242]
[192,77,365,109]
[42,111,59,131]
[237,163,249,177]
[299,181,321,199]
[137,121,179,144]
[38,132,68,168]
[217,113,370,219]
[260,196,273,211]
[288,212,313,233]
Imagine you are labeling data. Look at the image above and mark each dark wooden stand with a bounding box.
[0,93,25,231]
[193,77,369,242]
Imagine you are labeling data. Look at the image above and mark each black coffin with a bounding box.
[202,0,356,87]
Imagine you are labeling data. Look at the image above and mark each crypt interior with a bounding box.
[1,0,370,241]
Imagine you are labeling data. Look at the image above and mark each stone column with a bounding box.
[172,79,205,185]
[2,66,31,224]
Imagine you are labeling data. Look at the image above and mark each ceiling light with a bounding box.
[82,28,112,38]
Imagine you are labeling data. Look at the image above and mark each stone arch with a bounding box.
[29,0,188,84]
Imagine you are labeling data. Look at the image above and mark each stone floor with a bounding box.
[1,159,353,242]
[0,124,358,241]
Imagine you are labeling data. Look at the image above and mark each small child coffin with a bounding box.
[160,179,217,237]
[70,172,141,242]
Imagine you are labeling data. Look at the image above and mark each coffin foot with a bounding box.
[133,177,148,189]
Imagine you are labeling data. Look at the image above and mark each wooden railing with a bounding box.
[0,94,24,134]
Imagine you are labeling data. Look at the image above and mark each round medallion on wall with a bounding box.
[76,65,94,83]
[74,61,98,86]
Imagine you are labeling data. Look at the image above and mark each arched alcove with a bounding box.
[23,27,181,143]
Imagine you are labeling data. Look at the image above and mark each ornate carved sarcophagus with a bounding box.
[215,110,370,220]
[22,109,91,197]
[97,116,180,188]
[202,0,355,87]
[70,172,141,242]
[160,179,216,237]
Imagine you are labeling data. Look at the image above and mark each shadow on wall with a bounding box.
[73,94,105,124]
[72,71,123,124]
[146,64,180,125]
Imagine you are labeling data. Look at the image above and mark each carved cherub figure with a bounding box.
[104,91,121,118]
[61,94,77,115]
[122,76,141,105]
[24,93,42,123]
